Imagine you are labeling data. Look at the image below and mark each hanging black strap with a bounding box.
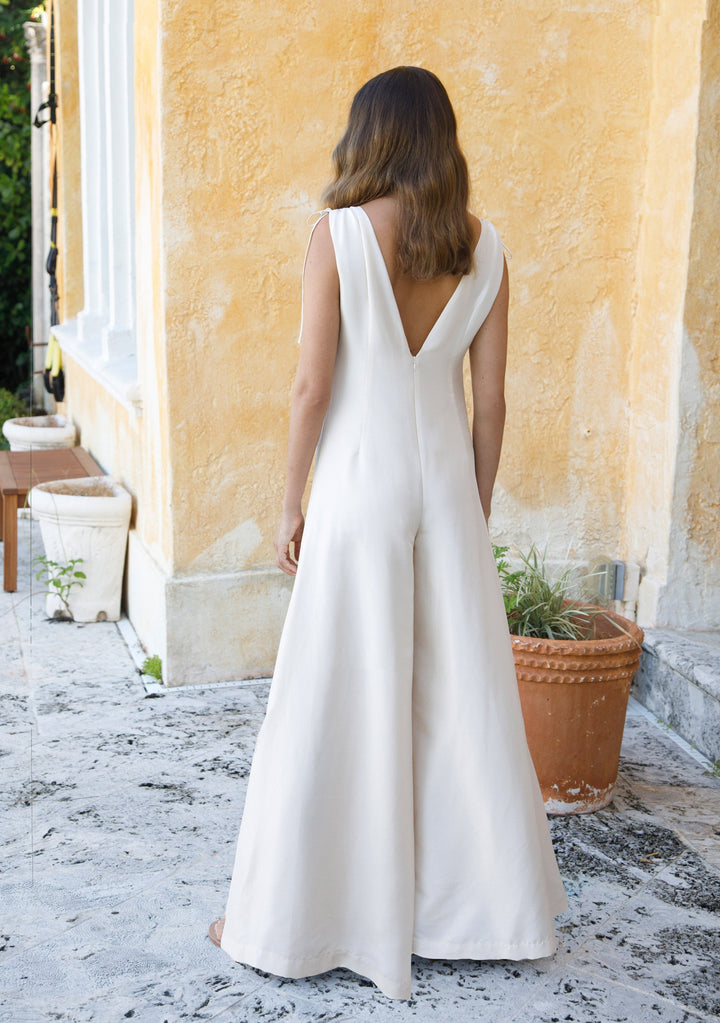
[47,161,58,327]
[32,2,59,322]
[33,4,64,401]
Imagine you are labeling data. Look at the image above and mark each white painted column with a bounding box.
[101,0,135,360]
[76,0,108,345]
[23,19,51,407]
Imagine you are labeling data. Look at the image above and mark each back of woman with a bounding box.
[210,66,568,1003]
[308,201,504,544]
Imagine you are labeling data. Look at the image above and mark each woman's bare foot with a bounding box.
[208,916,225,947]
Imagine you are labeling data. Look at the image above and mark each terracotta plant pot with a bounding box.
[512,605,644,815]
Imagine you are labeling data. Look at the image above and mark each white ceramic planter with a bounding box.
[2,414,76,451]
[29,476,132,622]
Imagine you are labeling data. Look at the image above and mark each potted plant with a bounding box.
[29,476,132,622]
[2,413,76,451]
[494,544,644,815]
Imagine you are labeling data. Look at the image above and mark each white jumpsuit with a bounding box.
[220,205,569,1000]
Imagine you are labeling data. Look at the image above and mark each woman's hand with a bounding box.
[274,509,305,576]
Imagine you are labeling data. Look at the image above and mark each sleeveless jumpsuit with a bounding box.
[220,206,569,1000]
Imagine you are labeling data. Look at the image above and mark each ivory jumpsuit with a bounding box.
[220,205,569,1000]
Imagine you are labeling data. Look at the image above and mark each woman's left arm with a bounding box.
[275,215,340,575]
[468,256,509,524]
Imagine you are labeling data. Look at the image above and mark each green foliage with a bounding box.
[141,654,163,682]
[492,543,598,641]
[492,544,524,621]
[0,383,29,447]
[0,2,38,393]
[33,553,86,620]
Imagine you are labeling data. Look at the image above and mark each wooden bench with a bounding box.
[0,447,105,592]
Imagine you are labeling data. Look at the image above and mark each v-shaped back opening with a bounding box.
[356,205,483,359]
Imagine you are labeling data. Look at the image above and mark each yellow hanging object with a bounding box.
[44,331,65,401]
[48,332,62,377]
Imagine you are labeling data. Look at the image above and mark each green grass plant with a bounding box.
[141,654,163,682]
[493,543,599,641]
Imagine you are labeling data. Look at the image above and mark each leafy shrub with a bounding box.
[0,1,38,393]
[0,383,29,447]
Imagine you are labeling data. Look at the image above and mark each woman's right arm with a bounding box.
[468,257,509,524]
[275,215,340,575]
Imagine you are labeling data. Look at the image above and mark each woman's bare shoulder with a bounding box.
[468,211,482,247]
[305,211,337,268]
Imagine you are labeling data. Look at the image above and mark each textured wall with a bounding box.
[660,0,720,627]
[133,0,173,568]
[159,0,658,574]
[462,2,654,560]
[622,0,718,626]
[53,0,82,319]
[52,0,720,681]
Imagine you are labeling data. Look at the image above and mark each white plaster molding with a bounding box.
[77,0,109,341]
[125,528,294,685]
[72,0,139,410]
[24,21,51,407]
[125,530,169,668]
[52,320,143,416]
[22,21,45,61]
[101,0,136,360]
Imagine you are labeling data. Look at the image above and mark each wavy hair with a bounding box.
[322,67,474,280]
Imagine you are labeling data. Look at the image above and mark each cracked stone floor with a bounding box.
[2,514,720,1022]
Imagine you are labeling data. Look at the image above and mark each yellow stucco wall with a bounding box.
[52,0,720,677]
[660,0,720,626]
[622,0,718,625]
[133,0,174,569]
[160,0,660,575]
[53,0,82,319]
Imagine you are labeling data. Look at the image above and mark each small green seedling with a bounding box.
[142,654,163,682]
[33,554,86,620]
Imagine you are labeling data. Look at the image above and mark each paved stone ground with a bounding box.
[2,514,720,1023]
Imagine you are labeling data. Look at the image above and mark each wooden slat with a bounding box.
[2,492,18,591]
[0,448,105,494]
[73,447,105,476]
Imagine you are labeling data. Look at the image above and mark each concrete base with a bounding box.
[125,529,293,685]
[631,628,720,764]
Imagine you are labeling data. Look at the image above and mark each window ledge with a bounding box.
[52,320,143,417]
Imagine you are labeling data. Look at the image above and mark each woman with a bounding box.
[209,66,568,1001]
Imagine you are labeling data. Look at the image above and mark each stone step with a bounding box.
[631,628,720,764]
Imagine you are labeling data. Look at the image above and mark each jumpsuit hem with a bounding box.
[220,924,566,1001]
[219,935,413,1000]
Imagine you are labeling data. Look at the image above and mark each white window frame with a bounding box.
[53,0,141,416]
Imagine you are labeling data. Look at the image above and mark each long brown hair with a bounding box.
[322,66,474,280]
